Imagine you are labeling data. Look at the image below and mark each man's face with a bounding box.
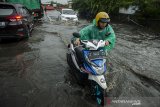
[98,21,107,29]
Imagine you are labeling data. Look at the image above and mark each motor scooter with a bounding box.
[67,32,108,105]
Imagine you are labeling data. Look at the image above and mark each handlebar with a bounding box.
[81,40,105,50]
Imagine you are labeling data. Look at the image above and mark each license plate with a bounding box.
[0,22,5,27]
[88,50,106,59]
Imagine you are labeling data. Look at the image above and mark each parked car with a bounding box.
[0,2,34,40]
[5,0,43,20]
[58,8,78,23]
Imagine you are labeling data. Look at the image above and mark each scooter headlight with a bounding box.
[100,78,106,83]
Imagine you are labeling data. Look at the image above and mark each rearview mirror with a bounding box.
[73,32,80,38]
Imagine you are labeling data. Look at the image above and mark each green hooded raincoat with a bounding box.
[79,19,116,51]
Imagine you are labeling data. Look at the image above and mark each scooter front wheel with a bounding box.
[90,81,107,106]
[95,84,106,106]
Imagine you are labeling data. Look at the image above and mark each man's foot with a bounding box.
[79,66,83,71]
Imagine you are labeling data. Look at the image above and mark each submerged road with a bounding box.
[0,10,160,107]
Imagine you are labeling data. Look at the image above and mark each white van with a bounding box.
[59,8,78,22]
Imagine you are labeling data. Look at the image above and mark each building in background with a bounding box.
[119,6,138,15]
[42,2,54,10]
[68,0,72,8]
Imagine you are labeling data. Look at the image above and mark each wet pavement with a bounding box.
[0,10,160,107]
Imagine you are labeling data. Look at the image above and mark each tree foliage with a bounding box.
[136,0,160,19]
[72,0,160,19]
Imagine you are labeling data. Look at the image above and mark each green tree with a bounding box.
[136,0,160,19]
[72,0,160,20]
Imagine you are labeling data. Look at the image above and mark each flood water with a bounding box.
[0,10,160,107]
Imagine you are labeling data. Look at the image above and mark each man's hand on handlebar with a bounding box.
[105,40,110,46]
[74,38,81,46]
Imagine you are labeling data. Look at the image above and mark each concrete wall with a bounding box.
[119,6,138,15]
[111,14,160,32]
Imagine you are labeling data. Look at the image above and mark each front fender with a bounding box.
[88,74,107,89]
